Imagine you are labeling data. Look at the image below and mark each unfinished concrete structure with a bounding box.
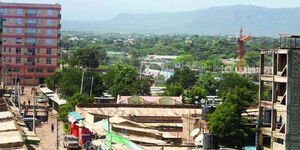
[258,34,300,150]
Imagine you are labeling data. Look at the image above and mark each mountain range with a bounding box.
[61,5,300,36]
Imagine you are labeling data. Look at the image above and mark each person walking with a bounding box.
[28,100,31,106]
[51,123,54,133]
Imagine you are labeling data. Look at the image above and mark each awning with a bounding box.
[68,111,84,123]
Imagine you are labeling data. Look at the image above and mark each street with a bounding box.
[19,86,67,150]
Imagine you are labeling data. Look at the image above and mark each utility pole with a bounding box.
[80,69,85,94]
[17,81,20,110]
[90,77,94,96]
[33,91,36,134]
[32,91,36,133]
[56,117,59,150]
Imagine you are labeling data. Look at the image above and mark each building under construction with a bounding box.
[258,34,300,150]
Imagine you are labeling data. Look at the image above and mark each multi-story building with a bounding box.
[0,2,61,85]
[258,34,300,150]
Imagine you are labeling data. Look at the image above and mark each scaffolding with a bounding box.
[258,34,300,150]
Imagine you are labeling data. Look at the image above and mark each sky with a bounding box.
[2,0,300,20]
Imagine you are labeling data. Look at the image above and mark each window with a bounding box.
[16,38,22,44]
[28,9,36,14]
[46,29,52,35]
[16,18,22,25]
[0,8,2,15]
[27,68,34,72]
[46,48,52,54]
[8,57,11,62]
[8,48,11,52]
[46,39,52,45]
[46,19,53,25]
[47,10,53,15]
[27,38,35,43]
[9,18,12,23]
[16,28,22,34]
[16,57,21,63]
[3,47,6,52]
[27,58,34,63]
[37,48,40,53]
[27,19,36,24]
[37,19,41,24]
[13,68,20,72]
[37,58,40,62]
[9,28,13,32]
[4,9,7,14]
[46,58,51,64]
[16,9,23,15]
[3,28,6,33]
[16,48,21,54]
[36,68,43,72]
[47,68,55,73]
[3,57,6,62]
[28,48,35,53]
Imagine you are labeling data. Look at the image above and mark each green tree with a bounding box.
[45,68,104,97]
[69,46,106,68]
[183,86,208,104]
[174,54,194,66]
[196,72,219,95]
[105,64,151,97]
[163,83,184,96]
[208,94,251,149]
[166,67,198,89]
[244,51,260,67]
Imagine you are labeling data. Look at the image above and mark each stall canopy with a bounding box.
[68,111,85,123]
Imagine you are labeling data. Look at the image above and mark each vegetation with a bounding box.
[208,73,258,149]
[104,64,151,97]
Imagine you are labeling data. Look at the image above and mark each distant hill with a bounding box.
[62,5,300,36]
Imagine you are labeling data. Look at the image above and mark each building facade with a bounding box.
[258,35,300,150]
[0,2,61,85]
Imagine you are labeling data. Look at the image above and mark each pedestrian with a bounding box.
[28,100,31,106]
[51,123,54,133]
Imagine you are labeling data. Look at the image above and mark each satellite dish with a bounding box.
[191,128,200,137]
[200,98,206,104]
[195,134,203,146]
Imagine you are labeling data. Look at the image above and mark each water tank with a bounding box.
[203,133,218,149]
[264,109,272,124]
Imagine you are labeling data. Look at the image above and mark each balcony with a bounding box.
[58,14,61,19]
[24,62,35,66]
[24,32,36,36]
[25,13,37,17]
[24,42,36,46]
[25,23,36,27]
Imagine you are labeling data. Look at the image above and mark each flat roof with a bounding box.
[0,111,13,120]
[77,103,199,109]
[0,120,17,132]
[279,34,300,38]
[0,131,23,147]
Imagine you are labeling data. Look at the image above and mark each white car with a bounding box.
[63,135,79,149]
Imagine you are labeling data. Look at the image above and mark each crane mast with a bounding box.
[237,27,250,73]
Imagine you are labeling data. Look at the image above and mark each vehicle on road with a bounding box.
[36,96,47,103]
[63,135,80,149]
[23,117,42,131]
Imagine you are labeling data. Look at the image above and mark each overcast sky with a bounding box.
[2,0,300,20]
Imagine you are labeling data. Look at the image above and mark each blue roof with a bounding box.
[68,111,84,120]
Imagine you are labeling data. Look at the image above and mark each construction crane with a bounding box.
[237,27,251,73]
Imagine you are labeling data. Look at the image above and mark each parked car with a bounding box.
[63,135,79,149]
[36,96,47,103]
